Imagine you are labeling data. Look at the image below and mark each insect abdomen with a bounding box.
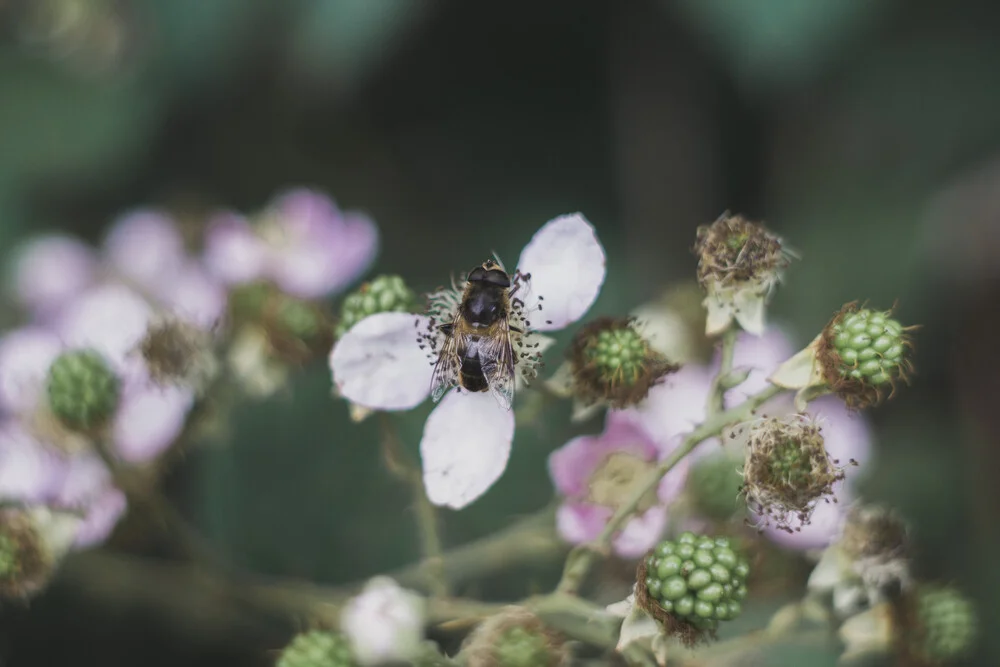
[458,354,489,393]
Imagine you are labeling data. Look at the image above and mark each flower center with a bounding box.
[587,451,658,512]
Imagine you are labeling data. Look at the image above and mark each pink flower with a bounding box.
[9,235,97,319]
[53,451,127,548]
[205,188,379,299]
[549,412,692,559]
[103,210,186,291]
[720,327,797,410]
[0,423,65,503]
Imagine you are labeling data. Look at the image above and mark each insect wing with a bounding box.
[478,325,516,410]
[430,325,462,403]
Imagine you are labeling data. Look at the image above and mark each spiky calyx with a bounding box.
[461,606,565,667]
[818,303,915,409]
[568,317,678,409]
[276,630,357,667]
[45,349,120,432]
[638,532,750,645]
[0,509,54,600]
[904,585,977,664]
[694,214,788,289]
[336,275,416,338]
[686,452,745,521]
[138,317,218,392]
[740,415,849,534]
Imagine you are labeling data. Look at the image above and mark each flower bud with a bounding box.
[637,532,751,645]
[770,303,916,410]
[685,452,744,521]
[461,606,565,667]
[694,214,791,336]
[0,507,78,600]
[567,317,678,409]
[340,576,425,665]
[277,630,356,667]
[740,415,849,534]
[906,585,977,664]
[137,316,218,393]
[45,349,120,432]
[336,275,416,338]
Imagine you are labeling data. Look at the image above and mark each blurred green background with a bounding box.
[1,0,998,665]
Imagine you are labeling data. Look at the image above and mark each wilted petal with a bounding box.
[10,235,96,316]
[203,212,267,286]
[516,213,605,331]
[420,390,514,509]
[112,383,194,463]
[614,508,668,558]
[0,423,65,502]
[104,210,185,290]
[55,284,152,371]
[556,502,612,544]
[267,190,379,298]
[330,313,433,411]
[0,327,62,414]
[704,288,736,337]
[732,286,767,335]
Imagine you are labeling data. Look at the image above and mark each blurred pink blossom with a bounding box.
[10,235,97,319]
[205,188,379,299]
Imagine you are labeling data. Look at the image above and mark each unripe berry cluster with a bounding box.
[911,585,977,663]
[642,532,750,632]
[336,274,415,337]
[45,349,120,431]
[277,630,356,667]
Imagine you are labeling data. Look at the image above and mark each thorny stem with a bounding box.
[378,413,449,598]
[706,326,739,415]
[555,383,784,595]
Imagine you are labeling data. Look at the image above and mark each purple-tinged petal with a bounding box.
[548,418,659,497]
[104,210,185,290]
[267,190,379,298]
[73,485,127,549]
[10,235,97,317]
[154,261,226,327]
[616,364,713,450]
[420,390,514,509]
[654,454,690,505]
[722,327,797,408]
[614,508,668,558]
[556,501,613,544]
[762,496,848,551]
[203,212,267,286]
[54,452,111,507]
[54,284,152,372]
[812,395,874,482]
[516,213,606,331]
[330,313,433,411]
[112,383,194,463]
[0,423,66,503]
[0,327,62,414]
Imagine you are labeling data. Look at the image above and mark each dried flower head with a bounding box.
[137,316,218,393]
[461,606,565,667]
[694,213,792,336]
[740,414,852,533]
[0,507,78,600]
[567,317,679,409]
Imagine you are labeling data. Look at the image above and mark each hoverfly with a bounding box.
[428,259,529,410]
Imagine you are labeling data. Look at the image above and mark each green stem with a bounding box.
[706,326,739,416]
[378,413,449,598]
[555,383,783,595]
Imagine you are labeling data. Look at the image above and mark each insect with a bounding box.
[429,259,527,410]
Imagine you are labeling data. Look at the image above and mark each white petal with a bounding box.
[516,213,605,331]
[0,327,63,414]
[769,335,825,389]
[703,286,735,337]
[420,390,514,509]
[55,284,152,371]
[330,313,433,411]
[733,286,767,335]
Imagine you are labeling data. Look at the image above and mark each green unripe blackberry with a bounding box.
[336,275,416,337]
[686,452,744,520]
[277,630,356,667]
[494,626,552,667]
[45,349,119,431]
[642,532,750,633]
[568,316,678,409]
[818,303,915,409]
[911,586,977,663]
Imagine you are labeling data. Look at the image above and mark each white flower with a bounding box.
[340,576,425,665]
[330,213,606,509]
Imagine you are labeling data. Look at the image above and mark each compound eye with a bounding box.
[467,267,487,283]
[483,269,511,288]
